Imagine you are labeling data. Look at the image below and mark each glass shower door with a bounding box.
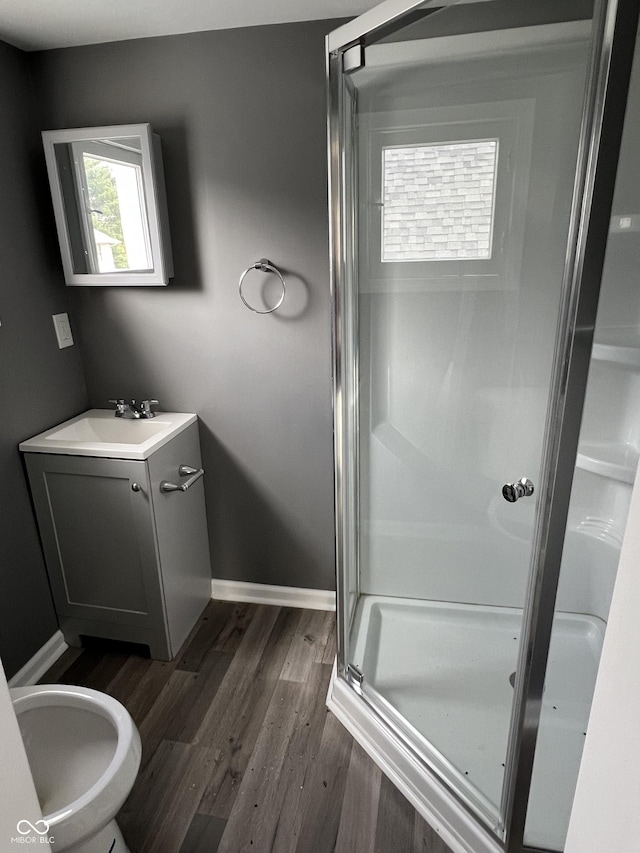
[329,0,618,846]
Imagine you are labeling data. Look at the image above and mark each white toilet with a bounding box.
[11,684,142,852]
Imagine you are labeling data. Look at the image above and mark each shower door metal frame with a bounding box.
[327,0,640,851]
[501,0,639,847]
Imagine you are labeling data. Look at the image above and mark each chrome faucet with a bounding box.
[139,399,159,418]
[108,399,159,419]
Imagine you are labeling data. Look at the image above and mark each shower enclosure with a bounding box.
[327,1,639,851]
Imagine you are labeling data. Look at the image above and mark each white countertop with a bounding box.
[19,409,197,460]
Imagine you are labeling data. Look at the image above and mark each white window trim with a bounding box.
[359,99,535,293]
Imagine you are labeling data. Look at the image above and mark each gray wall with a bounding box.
[31,20,342,592]
[0,40,88,678]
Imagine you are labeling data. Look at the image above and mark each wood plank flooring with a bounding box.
[40,601,453,853]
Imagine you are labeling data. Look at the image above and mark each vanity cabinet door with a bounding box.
[147,422,212,655]
[24,453,169,656]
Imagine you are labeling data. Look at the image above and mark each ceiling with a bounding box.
[0,0,374,52]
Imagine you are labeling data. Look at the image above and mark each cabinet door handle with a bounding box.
[160,465,204,493]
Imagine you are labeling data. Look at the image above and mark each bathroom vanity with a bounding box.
[20,410,212,660]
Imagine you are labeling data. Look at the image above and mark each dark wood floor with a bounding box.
[41,601,452,853]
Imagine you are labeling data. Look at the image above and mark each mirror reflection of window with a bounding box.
[72,138,153,274]
[44,123,173,285]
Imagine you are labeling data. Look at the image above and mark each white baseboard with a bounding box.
[8,630,69,688]
[211,579,336,611]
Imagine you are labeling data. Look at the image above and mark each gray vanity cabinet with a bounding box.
[24,422,211,660]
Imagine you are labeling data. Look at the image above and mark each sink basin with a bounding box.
[50,416,169,445]
[19,409,197,460]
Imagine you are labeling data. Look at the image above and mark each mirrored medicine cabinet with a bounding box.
[42,123,174,286]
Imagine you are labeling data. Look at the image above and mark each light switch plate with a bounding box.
[52,312,74,349]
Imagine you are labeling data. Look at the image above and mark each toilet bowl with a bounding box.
[10,684,142,852]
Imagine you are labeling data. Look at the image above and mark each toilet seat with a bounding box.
[11,684,141,851]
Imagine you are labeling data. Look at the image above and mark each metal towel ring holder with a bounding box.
[239,258,286,314]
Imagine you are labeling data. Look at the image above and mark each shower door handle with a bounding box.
[502,478,534,503]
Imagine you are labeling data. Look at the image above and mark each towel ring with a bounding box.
[239,258,286,314]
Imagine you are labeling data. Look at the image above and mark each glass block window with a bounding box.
[382,139,498,262]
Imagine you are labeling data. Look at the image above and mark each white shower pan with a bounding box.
[345,596,604,852]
